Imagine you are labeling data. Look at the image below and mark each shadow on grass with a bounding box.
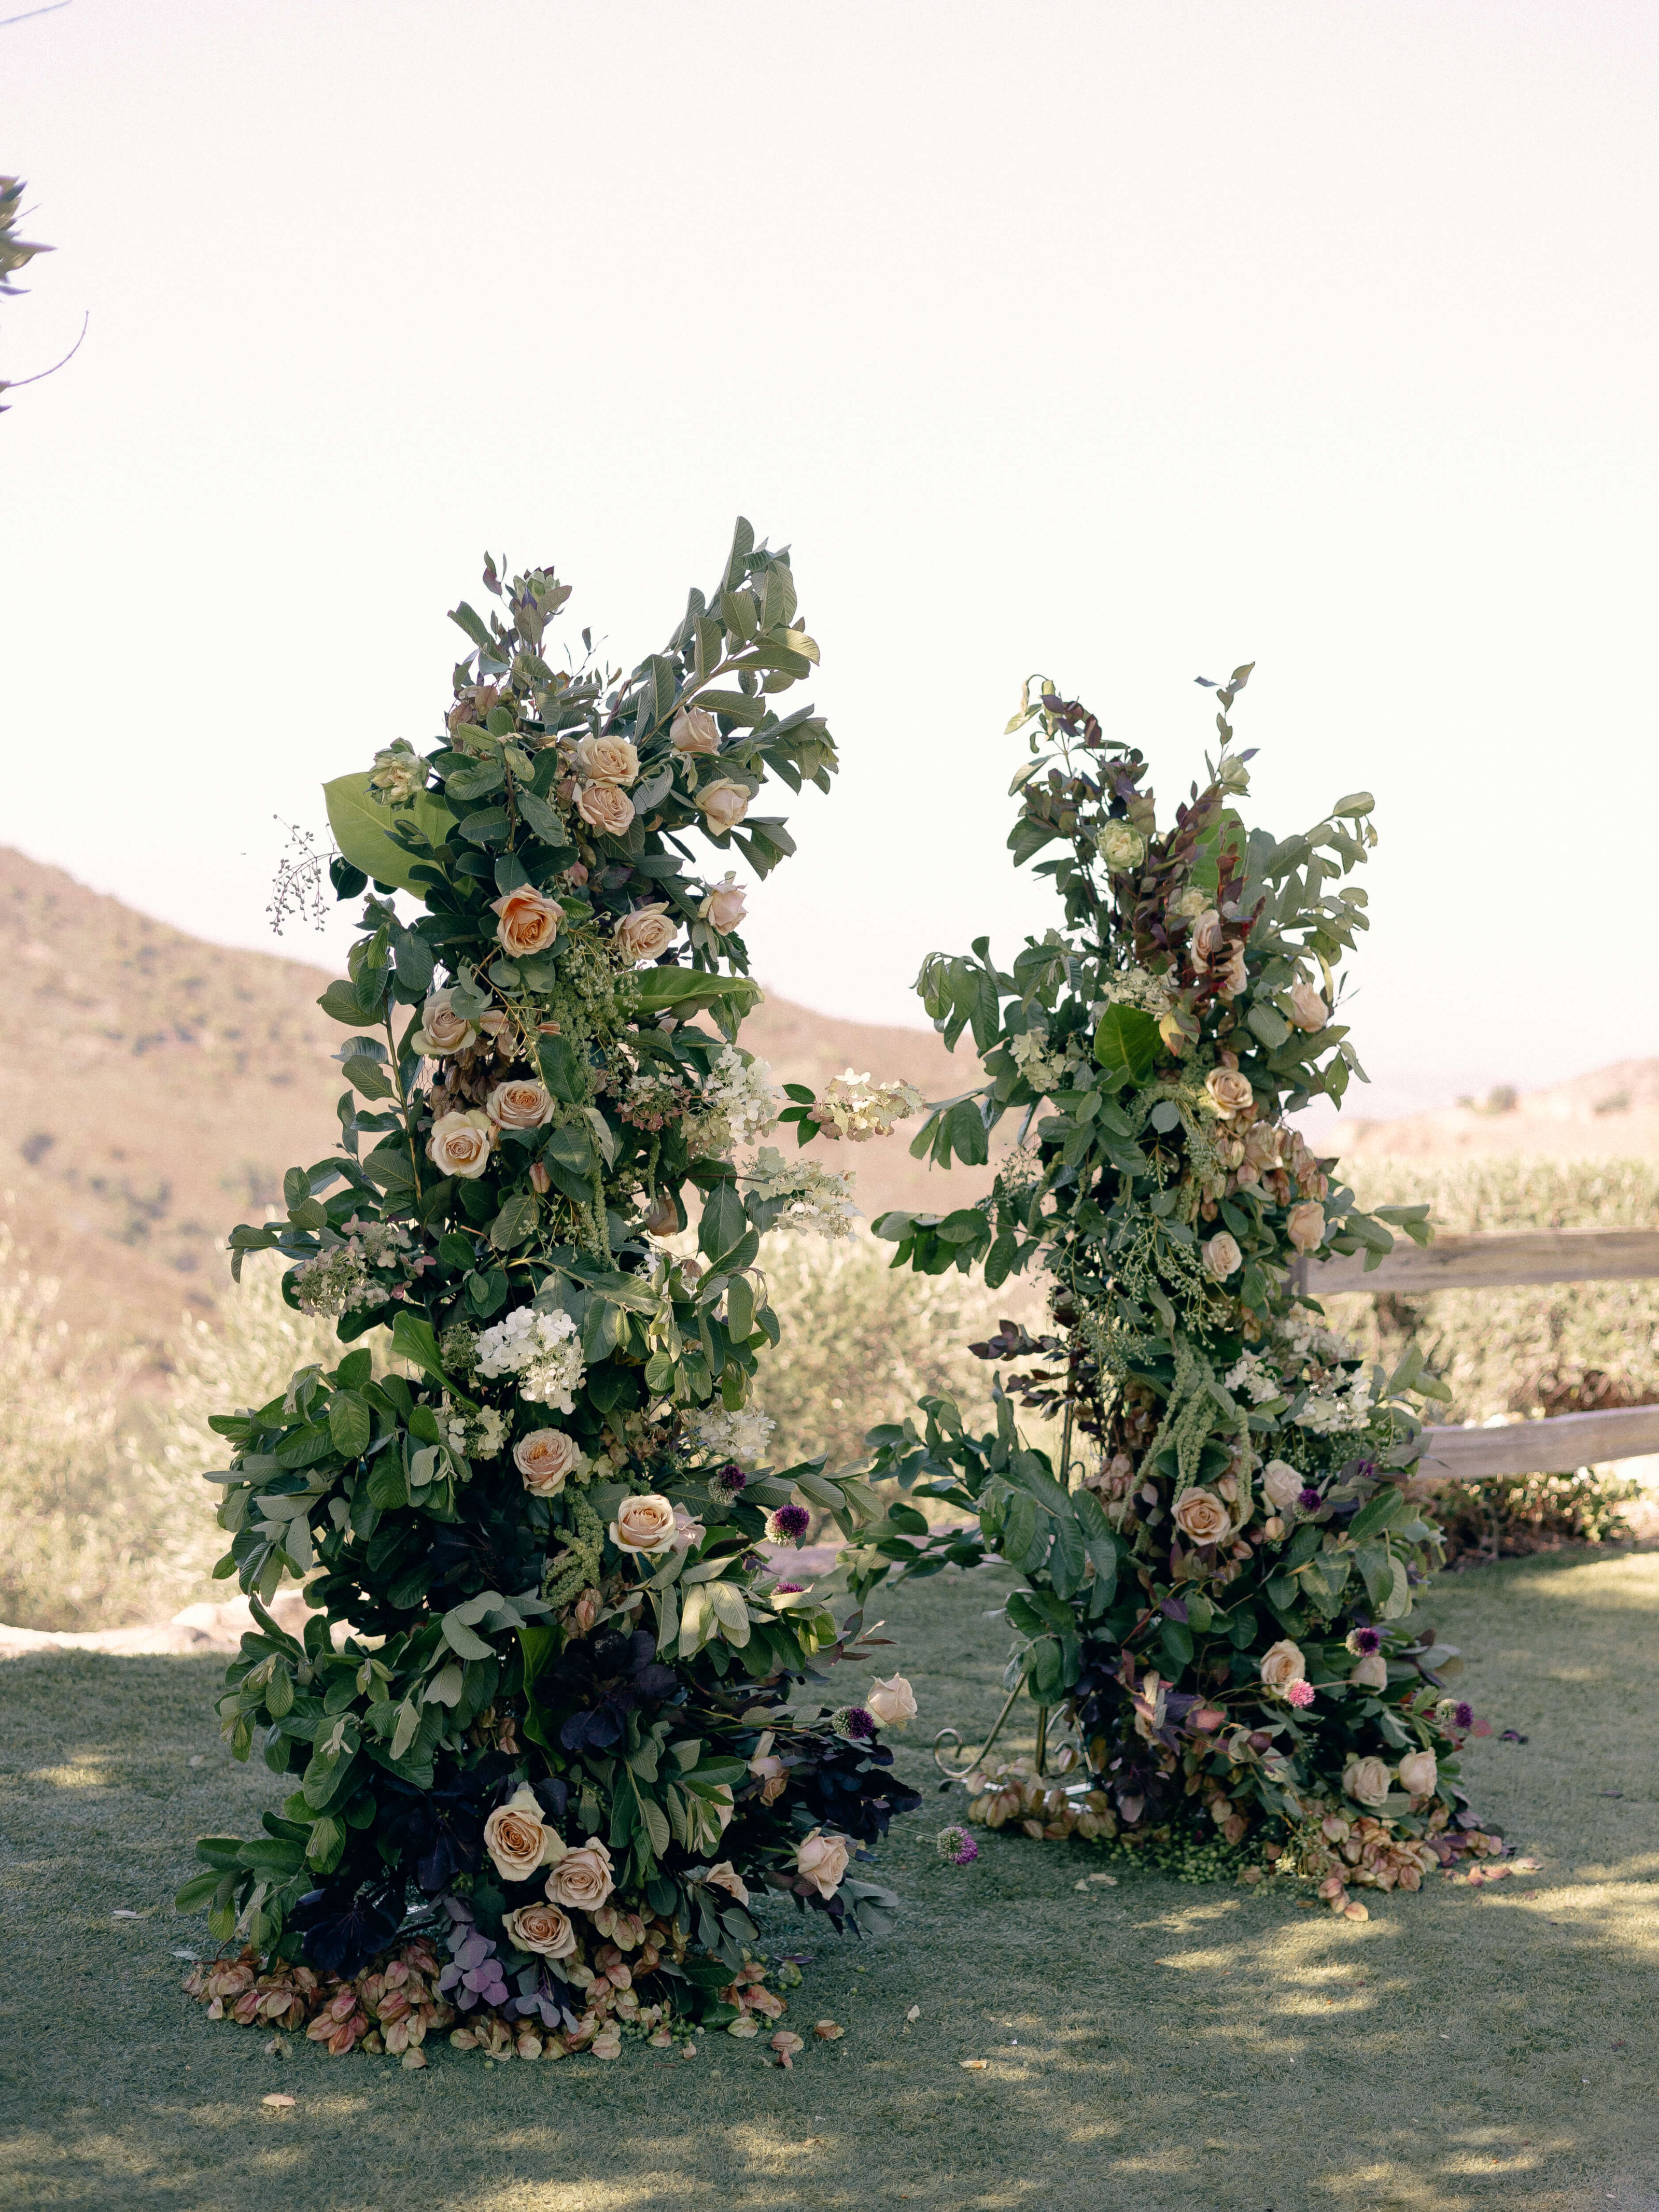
[2,1554,1656,2212]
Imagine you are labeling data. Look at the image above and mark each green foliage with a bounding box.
[175,527,915,2004]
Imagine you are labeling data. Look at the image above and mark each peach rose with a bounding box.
[1288,980,1328,1032]
[794,1827,849,1899]
[1342,1755,1391,1807]
[1202,1231,1242,1280]
[1260,1639,1307,1694]
[1261,1460,1302,1510]
[610,1493,677,1557]
[490,886,563,960]
[484,1783,566,1882]
[1243,1122,1282,1172]
[1286,1201,1327,1254]
[702,1861,750,1907]
[670,705,721,755]
[1173,1488,1231,1545]
[698,779,751,834]
[613,904,679,964]
[514,1429,585,1497]
[1189,909,1224,964]
[1205,1068,1255,1120]
[1398,1749,1438,1798]
[426,1108,494,1179]
[700,872,748,934]
[1215,942,1247,999]
[412,993,477,1057]
[866,1674,917,1729]
[502,1901,578,1959]
[573,732,639,786]
[1349,1653,1388,1690]
[749,1731,788,1806]
[671,1503,706,1551]
[487,1078,555,1130]
[545,1840,615,1911]
[576,781,636,837]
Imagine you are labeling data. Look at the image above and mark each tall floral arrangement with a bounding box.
[176,522,922,2057]
[851,669,1501,1906]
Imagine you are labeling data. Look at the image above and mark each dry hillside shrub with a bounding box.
[0,1238,342,1631]
[747,1229,1046,1477]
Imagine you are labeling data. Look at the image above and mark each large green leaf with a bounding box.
[631,968,764,1021]
[1093,1003,1162,1088]
[324,774,453,897]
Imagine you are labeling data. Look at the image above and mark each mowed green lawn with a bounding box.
[3,1550,1656,2212]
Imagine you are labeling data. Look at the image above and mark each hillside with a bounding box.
[1305,1059,1659,1162]
[0,849,987,1357]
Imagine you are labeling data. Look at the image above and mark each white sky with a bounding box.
[4,0,1655,1123]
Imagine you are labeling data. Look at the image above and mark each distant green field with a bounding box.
[3,1549,1656,2212]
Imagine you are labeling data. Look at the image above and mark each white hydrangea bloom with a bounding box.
[703,1047,783,1149]
[291,1242,371,1318]
[744,1147,856,1239]
[694,1405,777,1466]
[474,1304,587,1414]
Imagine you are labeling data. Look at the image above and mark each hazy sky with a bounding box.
[5,1,1655,1122]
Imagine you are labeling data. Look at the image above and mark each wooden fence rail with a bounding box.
[1300,1226,1659,1480]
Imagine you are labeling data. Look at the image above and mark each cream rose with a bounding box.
[1202,1231,1242,1280]
[698,778,751,834]
[1286,1201,1327,1254]
[1173,1488,1231,1546]
[671,1503,706,1551]
[546,1840,615,1911]
[613,904,680,964]
[610,1493,677,1557]
[1243,1122,1282,1172]
[1260,1639,1307,1694]
[702,1861,750,1907]
[426,1108,494,1179]
[1205,1068,1255,1120]
[502,1901,578,1959]
[671,705,721,755]
[412,994,477,1057]
[1189,909,1224,964]
[490,885,563,959]
[514,1429,585,1497]
[701,873,748,934]
[1288,980,1328,1033]
[1261,1460,1303,1510]
[1215,942,1248,1000]
[1349,1652,1388,1690]
[483,1783,565,1883]
[486,1078,555,1130]
[575,781,636,837]
[573,732,639,786]
[1398,1749,1438,1798]
[795,1827,849,1899]
[1342,1754,1391,1807]
[866,1674,918,1729]
[1096,821,1145,871]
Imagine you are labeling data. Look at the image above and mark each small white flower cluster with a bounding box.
[746,1147,856,1239]
[810,1068,925,1142]
[1009,1028,1080,1097]
[1292,1366,1374,1436]
[702,1047,783,1149]
[1224,1349,1282,1406]
[436,1398,509,1462]
[1097,965,1177,1017]
[694,1405,777,1466]
[1227,1315,1373,1435]
[474,1304,587,1413]
[291,1243,372,1318]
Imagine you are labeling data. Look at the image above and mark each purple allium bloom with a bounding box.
[766,1503,811,1544]
[709,1462,748,1498]
[1298,1485,1323,1511]
[936,1823,978,1865]
[1349,1627,1383,1657]
[1454,1702,1474,1730]
[831,1705,877,1743]
[774,1581,805,1595]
